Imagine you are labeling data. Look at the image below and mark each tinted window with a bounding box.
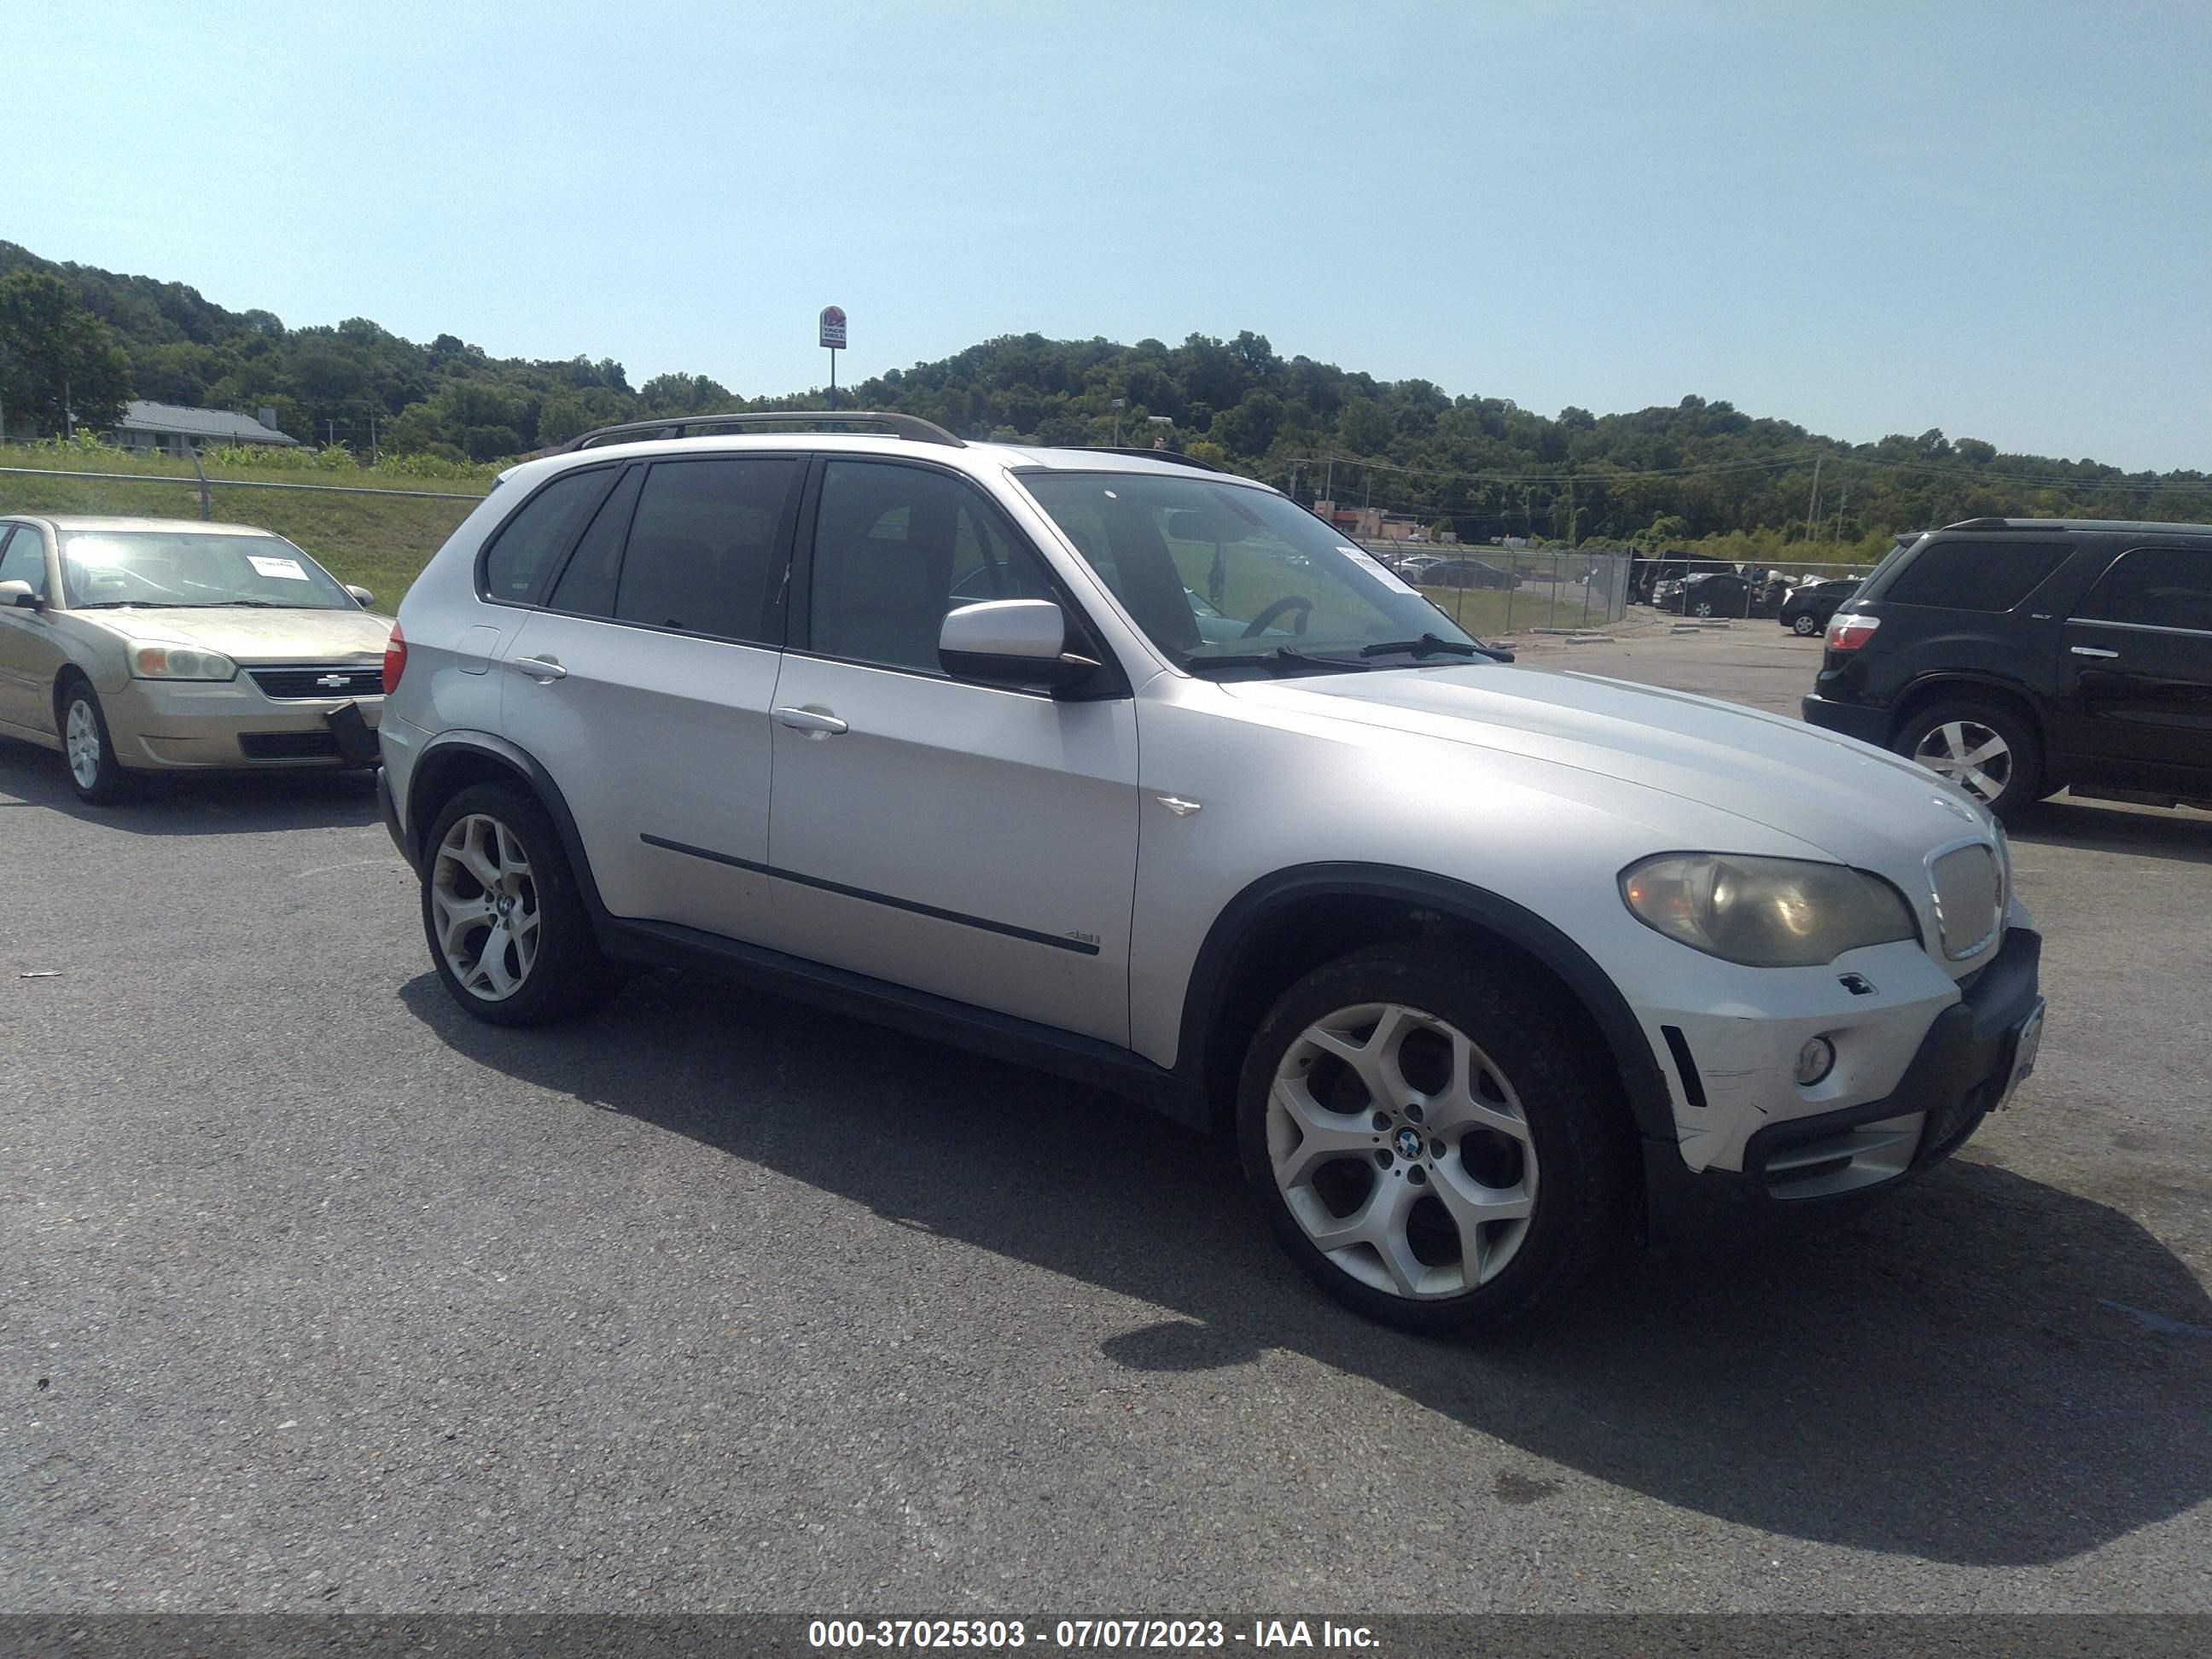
[812,462,1055,672]
[545,465,643,618]
[612,457,795,642]
[2074,547,2212,633]
[480,469,619,604]
[0,527,44,596]
[1881,539,2069,612]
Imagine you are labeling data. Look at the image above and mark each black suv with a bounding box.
[1802,518,2212,819]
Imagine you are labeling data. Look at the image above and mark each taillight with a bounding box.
[1826,612,1881,652]
[382,623,408,694]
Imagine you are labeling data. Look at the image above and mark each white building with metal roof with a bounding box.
[114,400,300,457]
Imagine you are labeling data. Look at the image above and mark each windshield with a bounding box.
[59,531,357,611]
[1016,471,1481,672]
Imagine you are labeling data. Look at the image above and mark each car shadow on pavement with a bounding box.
[2010,797,2212,867]
[0,736,381,835]
[403,968,2212,1570]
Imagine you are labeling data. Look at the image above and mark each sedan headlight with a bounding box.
[1621,853,1918,967]
[131,644,238,681]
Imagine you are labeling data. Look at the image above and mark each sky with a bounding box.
[10,1,2211,470]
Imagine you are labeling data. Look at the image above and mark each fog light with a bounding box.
[1795,1036,1837,1087]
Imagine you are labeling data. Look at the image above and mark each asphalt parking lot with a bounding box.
[4,626,2209,1615]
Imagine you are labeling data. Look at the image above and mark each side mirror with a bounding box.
[938,599,1100,692]
[345,585,375,608]
[0,579,38,610]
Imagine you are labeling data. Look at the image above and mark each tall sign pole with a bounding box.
[818,306,847,411]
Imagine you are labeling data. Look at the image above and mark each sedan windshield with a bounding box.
[59,532,357,611]
[1016,471,1482,672]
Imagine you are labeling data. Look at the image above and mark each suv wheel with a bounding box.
[59,678,135,805]
[1896,700,2041,820]
[422,783,619,1025]
[1236,944,1633,1334]
[1791,613,1820,636]
[1692,599,1715,617]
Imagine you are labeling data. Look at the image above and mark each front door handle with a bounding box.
[2069,645,2120,659]
[773,705,848,736]
[511,655,569,681]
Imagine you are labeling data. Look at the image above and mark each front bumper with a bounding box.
[1643,928,2043,1249]
[107,677,384,770]
[1800,690,1889,748]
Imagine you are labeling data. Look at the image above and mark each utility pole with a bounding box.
[1111,397,1126,447]
[63,379,73,439]
[1288,459,1301,503]
[1803,456,1823,544]
[1324,457,1333,505]
[1567,476,1576,550]
[368,405,379,464]
[326,418,337,448]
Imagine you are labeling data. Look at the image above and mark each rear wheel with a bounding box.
[58,677,135,805]
[1895,699,2041,821]
[1692,600,1715,617]
[1791,613,1820,636]
[1236,943,1633,1334]
[421,783,620,1025]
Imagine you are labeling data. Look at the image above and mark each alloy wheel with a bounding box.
[1793,614,1819,635]
[431,812,541,1001]
[1912,719,2011,804]
[65,698,101,790]
[1267,1002,1537,1299]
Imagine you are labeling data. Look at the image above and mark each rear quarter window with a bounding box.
[478,468,620,604]
[1878,539,2071,612]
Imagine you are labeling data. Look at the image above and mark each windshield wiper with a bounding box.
[1360,632,1514,664]
[1185,646,1370,677]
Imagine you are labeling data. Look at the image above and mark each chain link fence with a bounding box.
[1362,546,1636,636]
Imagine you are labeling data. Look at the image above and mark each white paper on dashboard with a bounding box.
[247,556,310,581]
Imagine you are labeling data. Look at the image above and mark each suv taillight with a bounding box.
[1826,613,1881,652]
[382,623,408,694]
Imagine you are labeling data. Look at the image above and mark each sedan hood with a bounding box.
[84,606,394,663]
[1220,663,1992,874]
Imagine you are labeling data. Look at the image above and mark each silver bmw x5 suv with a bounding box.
[378,412,2045,1331]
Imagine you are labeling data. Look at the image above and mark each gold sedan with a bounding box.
[0,515,396,804]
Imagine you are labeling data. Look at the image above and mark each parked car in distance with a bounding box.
[379,411,2042,1335]
[1803,516,2212,819]
[1406,556,1521,590]
[1657,570,1780,618]
[0,515,392,803]
[1779,578,1863,636]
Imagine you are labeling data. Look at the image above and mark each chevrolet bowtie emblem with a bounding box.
[317,673,351,689]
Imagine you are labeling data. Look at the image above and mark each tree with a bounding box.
[0,271,133,434]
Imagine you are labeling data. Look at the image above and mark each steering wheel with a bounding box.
[1242,596,1313,638]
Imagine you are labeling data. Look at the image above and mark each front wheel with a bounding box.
[59,678,135,805]
[1236,944,1634,1334]
[421,783,620,1025]
[1692,600,1715,618]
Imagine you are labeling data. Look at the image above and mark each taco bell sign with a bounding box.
[818,306,847,350]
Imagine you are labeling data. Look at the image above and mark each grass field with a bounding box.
[0,451,488,609]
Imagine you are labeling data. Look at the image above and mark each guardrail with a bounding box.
[0,464,489,511]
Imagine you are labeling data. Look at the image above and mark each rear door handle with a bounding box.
[510,655,568,681]
[2069,646,2120,659]
[773,706,848,736]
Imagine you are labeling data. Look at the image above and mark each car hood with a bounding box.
[1220,663,1993,872]
[79,606,395,662]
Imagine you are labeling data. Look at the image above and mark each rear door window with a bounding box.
[611,457,799,642]
[1880,539,2070,612]
[2071,547,2212,633]
[480,468,621,604]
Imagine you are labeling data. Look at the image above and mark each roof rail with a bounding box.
[559,410,964,454]
[1941,516,2064,532]
[1072,445,1223,473]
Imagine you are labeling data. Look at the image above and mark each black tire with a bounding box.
[1791,613,1820,636]
[420,782,620,1026]
[1235,942,1636,1335]
[1893,698,2043,822]
[56,675,136,805]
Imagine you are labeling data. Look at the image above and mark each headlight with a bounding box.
[1621,853,1918,967]
[131,645,238,681]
